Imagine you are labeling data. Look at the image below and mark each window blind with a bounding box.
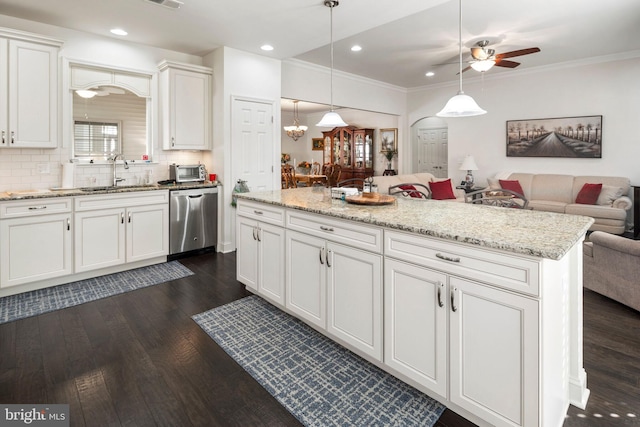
[74,121,121,157]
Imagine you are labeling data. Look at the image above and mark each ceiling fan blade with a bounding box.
[495,59,520,68]
[495,47,540,60]
[456,65,473,75]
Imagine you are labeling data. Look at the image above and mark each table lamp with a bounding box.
[459,155,478,189]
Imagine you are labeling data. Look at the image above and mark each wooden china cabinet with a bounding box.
[322,126,374,181]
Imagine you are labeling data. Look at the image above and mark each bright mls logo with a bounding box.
[1,405,69,427]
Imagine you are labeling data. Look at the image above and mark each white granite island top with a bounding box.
[237,187,594,260]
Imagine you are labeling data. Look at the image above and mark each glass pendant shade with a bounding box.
[470,59,495,72]
[316,111,348,127]
[284,100,308,140]
[436,0,486,118]
[76,89,97,99]
[316,0,348,128]
[437,92,486,117]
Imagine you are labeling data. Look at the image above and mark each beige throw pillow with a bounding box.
[596,185,624,205]
[487,177,501,190]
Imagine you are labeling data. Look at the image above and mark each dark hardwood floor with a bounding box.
[1,251,638,426]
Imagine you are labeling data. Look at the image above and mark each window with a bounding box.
[73,121,121,158]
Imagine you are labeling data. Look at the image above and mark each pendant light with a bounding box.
[284,100,308,141]
[436,0,486,117]
[316,0,348,127]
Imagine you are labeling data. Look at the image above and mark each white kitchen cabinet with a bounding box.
[236,200,286,307]
[158,60,212,150]
[384,258,448,398]
[0,31,62,148]
[285,210,383,361]
[74,191,169,273]
[0,198,73,288]
[449,276,539,427]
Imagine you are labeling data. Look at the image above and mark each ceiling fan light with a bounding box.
[316,111,348,127]
[470,59,495,72]
[75,90,97,99]
[437,92,487,117]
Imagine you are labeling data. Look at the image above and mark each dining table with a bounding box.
[294,174,327,186]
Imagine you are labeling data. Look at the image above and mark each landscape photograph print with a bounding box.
[506,115,602,158]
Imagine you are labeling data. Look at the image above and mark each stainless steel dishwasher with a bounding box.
[169,187,218,255]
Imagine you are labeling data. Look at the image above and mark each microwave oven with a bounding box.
[169,164,206,183]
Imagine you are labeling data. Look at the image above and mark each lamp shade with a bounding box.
[76,89,97,99]
[316,111,348,127]
[459,155,478,171]
[470,59,495,72]
[437,92,487,117]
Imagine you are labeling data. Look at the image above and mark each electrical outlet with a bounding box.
[37,163,50,174]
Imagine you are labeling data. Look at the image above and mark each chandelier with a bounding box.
[284,100,308,141]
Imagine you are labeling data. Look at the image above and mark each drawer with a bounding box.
[237,200,285,226]
[385,229,540,296]
[75,190,169,211]
[286,210,382,254]
[0,197,73,218]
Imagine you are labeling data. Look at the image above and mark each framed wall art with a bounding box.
[380,128,398,153]
[506,115,602,158]
[312,137,324,151]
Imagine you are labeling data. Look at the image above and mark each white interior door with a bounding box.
[231,98,275,192]
[416,127,448,178]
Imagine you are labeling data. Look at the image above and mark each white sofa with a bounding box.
[371,173,466,201]
[490,173,632,234]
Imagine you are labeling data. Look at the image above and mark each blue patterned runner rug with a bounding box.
[193,295,446,427]
[0,261,193,324]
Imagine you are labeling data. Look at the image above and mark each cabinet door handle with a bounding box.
[28,205,47,210]
[1,130,4,144]
[320,226,334,232]
[10,131,15,144]
[451,287,458,312]
[128,212,132,223]
[121,212,124,224]
[254,210,263,215]
[326,250,332,268]
[67,218,71,231]
[252,227,257,241]
[437,282,444,308]
[436,252,460,263]
[256,227,261,242]
[319,247,324,265]
[171,137,175,147]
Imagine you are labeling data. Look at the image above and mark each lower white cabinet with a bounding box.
[0,198,73,288]
[236,216,286,307]
[286,229,383,361]
[74,191,169,273]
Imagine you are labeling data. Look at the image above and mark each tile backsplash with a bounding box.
[0,147,209,192]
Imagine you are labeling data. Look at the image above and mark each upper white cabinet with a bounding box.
[158,60,212,150]
[0,29,62,148]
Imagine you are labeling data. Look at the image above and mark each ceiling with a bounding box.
[1,0,640,89]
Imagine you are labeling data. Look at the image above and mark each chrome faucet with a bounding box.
[109,153,129,186]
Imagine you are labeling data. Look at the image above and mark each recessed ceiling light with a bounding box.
[425,71,435,77]
[351,45,362,52]
[261,44,274,51]
[110,28,128,36]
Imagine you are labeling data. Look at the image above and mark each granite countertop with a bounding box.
[237,187,594,260]
[0,182,219,201]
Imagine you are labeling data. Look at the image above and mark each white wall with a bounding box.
[407,55,640,187]
[203,46,282,253]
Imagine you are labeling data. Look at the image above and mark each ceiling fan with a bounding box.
[458,40,540,73]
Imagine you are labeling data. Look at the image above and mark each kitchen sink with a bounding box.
[79,184,157,192]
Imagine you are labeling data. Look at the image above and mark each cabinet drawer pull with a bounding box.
[28,205,47,210]
[253,210,263,215]
[319,247,325,265]
[451,287,458,312]
[437,282,444,308]
[436,252,460,263]
[320,226,334,232]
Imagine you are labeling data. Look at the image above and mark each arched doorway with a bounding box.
[410,117,448,178]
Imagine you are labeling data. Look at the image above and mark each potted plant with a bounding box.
[281,153,291,164]
[382,149,397,170]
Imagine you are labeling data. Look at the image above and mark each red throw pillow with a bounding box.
[499,179,525,197]
[429,179,456,200]
[575,183,602,204]
[399,184,423,198]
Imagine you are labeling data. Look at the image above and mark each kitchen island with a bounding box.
[235,187,593,427]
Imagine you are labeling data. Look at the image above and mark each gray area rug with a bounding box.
[0,261,193,324]
[193,295,446,427]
